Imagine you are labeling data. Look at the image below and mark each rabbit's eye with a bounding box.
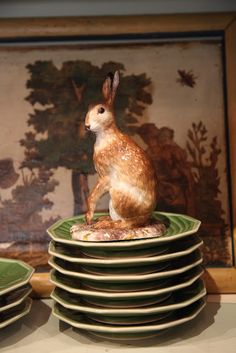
[98,107,105,114]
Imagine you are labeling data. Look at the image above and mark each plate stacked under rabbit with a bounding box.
[48,211,206,341]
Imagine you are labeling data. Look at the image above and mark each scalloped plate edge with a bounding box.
[0,297,32,329]
[47,212,201,248]
[52,298,206,333]
[0,258,34,296]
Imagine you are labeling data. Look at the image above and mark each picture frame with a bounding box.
[0,13,235,297]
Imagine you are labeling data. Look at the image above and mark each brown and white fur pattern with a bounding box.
[84,71,157,229]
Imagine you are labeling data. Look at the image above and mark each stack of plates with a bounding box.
[48,212,206,341]
[0,258,34,329]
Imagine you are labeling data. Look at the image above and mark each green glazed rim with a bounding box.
[0,258,34,295]
[48,236,203,267]
[50,266,203,299]
[0,286,32,313]
[0,297,32,329]
[47,212,201,248]
[48,250,202,282]
[51,279,206,316]
[52,298,206,333]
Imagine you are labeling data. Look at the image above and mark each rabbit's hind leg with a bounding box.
[92,218,123,229]
[92,214,149,229]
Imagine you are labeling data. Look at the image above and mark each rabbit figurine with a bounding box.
[85,71,157,229]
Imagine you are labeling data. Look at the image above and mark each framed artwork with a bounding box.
[0,13,235,296]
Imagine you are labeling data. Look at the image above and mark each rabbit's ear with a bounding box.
[102,76,112,103]
[110,71,119,105]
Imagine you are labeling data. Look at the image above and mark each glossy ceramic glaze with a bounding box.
[48,249,202,283]
[48,235,202,266]
[0,258,34,295]
[84,71,157,229]
[51,279,206,316]
[47,212,201,248]
[52,298,206,339]
[0,297,32,329]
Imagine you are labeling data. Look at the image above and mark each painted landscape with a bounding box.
[0,40,232,270]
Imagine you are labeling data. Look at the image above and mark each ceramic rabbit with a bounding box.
[85,71,157,229]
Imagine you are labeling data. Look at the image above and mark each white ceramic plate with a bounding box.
[48,236,203,266]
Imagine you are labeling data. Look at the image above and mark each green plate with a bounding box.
[80,262,170,276]
[48,235,202,267]
[0,297,32,329]
[50,269,172,293]
[51,256,170,276]
[48,250,202,283]
[82,293,172,309]
[86,310,173,326]
[50,242,169,261]
[52,286,172,309]
[51,279,206,316]
[0,258,34,295]
[0,284,32,313]
[79,245,169,259]
[47,212,201,249]
[50,266,203,298]
[52,298,205,339]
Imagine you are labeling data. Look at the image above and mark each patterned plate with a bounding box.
[47,212,201,249]
[0,258,34,295]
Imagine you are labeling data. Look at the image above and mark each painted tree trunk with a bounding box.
[71,170,89,216]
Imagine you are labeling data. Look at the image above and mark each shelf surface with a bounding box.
[0,296,236,353]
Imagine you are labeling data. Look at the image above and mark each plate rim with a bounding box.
[52,298,206,333]
[50,266,204,298]
[47,212,201,248]
[48,236,203,265]
[48,250,203,282]
[0,297,32,329]
[0,286,32,313]
[51,279,206,315]
[0,258,34,295]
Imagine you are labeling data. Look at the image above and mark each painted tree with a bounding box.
[21,60,152,214]
[186,121,224,222]
[0,168,59,268]
[186,121,230,266]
